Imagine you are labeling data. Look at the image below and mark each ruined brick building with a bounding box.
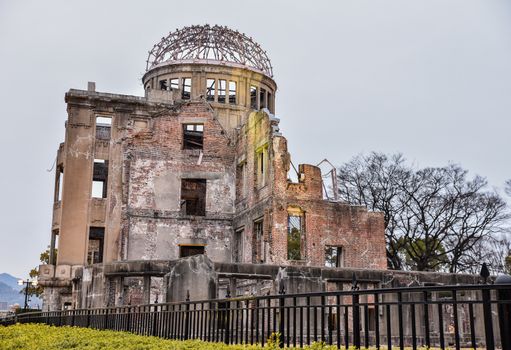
[38,25,391,311]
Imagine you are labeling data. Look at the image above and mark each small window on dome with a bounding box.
[229,81,237,104]
[159,80,168,90]
[206,79,215,102]
[250,86,258,109]
[218,79,226,103]
[182,78,191,100]
[170,78,179,90]
[259,88,267,109]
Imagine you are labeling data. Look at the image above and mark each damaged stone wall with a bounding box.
[123,102,236,263]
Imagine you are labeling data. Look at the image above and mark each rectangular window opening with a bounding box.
[87,227,104,264]
[259,88,267,109]
[181,179,206,216]
[49,230,59,265]
[325,246,343,268]
[182,78,191,100]
[92,159,108,198]
[287,214,303,260]
[229,81,237,104]
[206,79,216,101]
[252,219,263,263]
[55,165,64,202]
[183,124,204,150]
[256,148,267,188]
[159,80,168,90]
[233,228,244,263]
[179,245,205,258]
[268,92,273,112]
[218,79,226,103]
[170,78,179,90]
[250,86,258,109]
[96,116,111,140]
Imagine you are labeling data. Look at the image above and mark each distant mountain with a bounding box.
[0,273,41,309]
[0,273,22,291]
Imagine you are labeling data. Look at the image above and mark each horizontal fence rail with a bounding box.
[1,284,510,349]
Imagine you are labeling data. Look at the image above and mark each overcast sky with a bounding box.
[0,1,510,278]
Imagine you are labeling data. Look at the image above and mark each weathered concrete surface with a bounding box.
[165,255,218,302]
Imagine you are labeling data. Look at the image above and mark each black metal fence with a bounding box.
[2,283,510,349]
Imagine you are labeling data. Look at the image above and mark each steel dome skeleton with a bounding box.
[146,25,273,77]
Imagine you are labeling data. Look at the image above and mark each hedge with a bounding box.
[0,324,347,350]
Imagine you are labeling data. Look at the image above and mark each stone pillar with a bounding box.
[165,255,218,302]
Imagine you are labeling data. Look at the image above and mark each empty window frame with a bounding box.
[250,86,258,109]
[268,92,273,112]
[259,87,267,109]
[233,228,244,263]
[235,161,248,201]
[54,165,64,202]
[92,159,108,198]
[183,124,204,150]
[287,214,305,260]
[159,79,168,90]
[206,79,216,101]
[181,78,191,99]
[49,229,59,265]
[87,227,104,264]
[96,116,112,140]
[229,81,237,104]
[252,219,263,263]
[325,246,343,268]
[256,146,268,188]
[218,79,226,103]
[170,78,179,90]
[179,245,205,258]
[181,179,206,216]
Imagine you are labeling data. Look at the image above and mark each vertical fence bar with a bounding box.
[364,303,369,349]
[410,303,416,350]
[352,293,361,349]
[374,293,380,350]
[468,301,476,350]
[438,300,445,350]
[397,292,404,350]
[423,291,430,348]
[386,303,392,350]
[481,288,495,350]
[279,294,285,348]
[452,290,460,350]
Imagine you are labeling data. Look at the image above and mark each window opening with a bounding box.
[250,86,258,109]
[256,147,268,188]
[87,227,104,264]
[96,116,111,140]
[179,245,205,258]
[181,179,206,216]
[55,165,64,202]
[229,81,237,104]
[325,246,343,268]
[183,124,204,150]
[287,214,304,260]
[252,219,263,263]
[170,78,179,90]
[259,87,267,109]
[218,79,226,103]
[159,79,168,90]
[49,230,59,265]
[92,159,108,198]
[206,79,216,101]
[233,228,244,263]
[181,78,191,99]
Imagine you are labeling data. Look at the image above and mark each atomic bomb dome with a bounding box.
[146,25,273,77]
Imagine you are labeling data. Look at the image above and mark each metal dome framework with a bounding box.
[146,25,273,77]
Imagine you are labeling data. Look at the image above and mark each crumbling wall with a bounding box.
[122,102,236,263]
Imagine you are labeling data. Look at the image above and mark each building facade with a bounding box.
[38,25,386,311]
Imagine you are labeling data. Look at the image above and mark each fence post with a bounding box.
[480,263,495,350]
[279,285,285,348]
[351,273,360,350]
[184,290,190,340]
[224,289,231,344]
[495,274,511,350]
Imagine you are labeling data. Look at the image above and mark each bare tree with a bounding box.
[337,153,509,272]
